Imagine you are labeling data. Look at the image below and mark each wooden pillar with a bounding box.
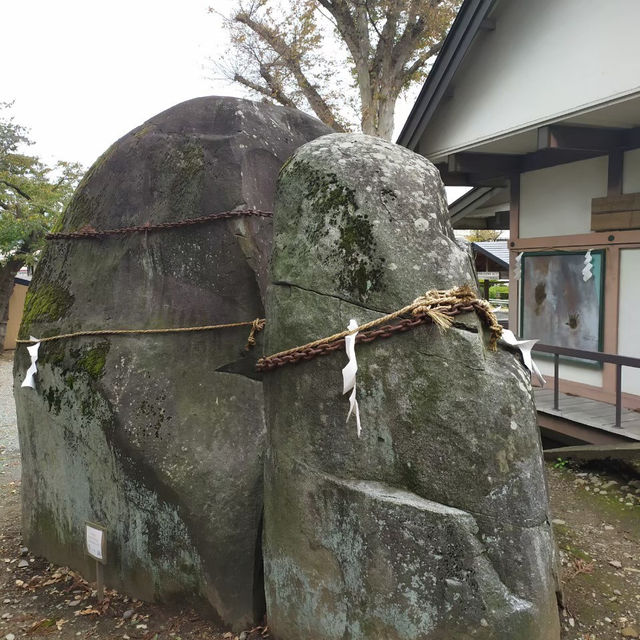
[602,150,623,392]
[607,149,623,197]
[509,174,520,333]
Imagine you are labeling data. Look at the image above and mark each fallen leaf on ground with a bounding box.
[27,618,57,634]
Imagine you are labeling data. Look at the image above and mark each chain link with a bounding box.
[257,302,480,372]
[44,212,497,373]
[47,209,273,240]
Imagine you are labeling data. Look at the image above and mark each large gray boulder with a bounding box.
[13,96,331,629]
[263,133,561,639]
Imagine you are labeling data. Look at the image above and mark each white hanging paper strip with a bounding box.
[582,250,593,282]
[501,329,546,388]
[342,318,362,437]
[21,338,41,389]
[514,252,523,280]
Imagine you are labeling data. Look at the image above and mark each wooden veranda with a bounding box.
[532,344,640,447]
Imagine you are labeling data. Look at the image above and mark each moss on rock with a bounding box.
[63,144,117,231]
[20,283,74,338]
[75,342,110,380]
[14,97,334,630]
[285,159,385,300]
[264,133,561,640]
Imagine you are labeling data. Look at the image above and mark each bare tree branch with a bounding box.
[317,0,369,67]
[234,73,280,100]
[314,3,338,28]
[364,0,383,40]
[215,0,461,138]
[316,0,374,131]
[402,39,444,79]
[0,180,32,201]
[370,0,403,83]
[258,64,298,107]
[233,71,297,108]
[235,10,346,131]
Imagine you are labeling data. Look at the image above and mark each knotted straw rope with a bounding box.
[257,285,503,371]
[16,318,266,351]
[15,288,500,367]
[27,211,271,349]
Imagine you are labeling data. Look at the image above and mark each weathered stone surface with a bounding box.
[13,96,331,629]
[263,133,560,639]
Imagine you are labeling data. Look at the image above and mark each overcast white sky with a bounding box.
[3,0,234,166]
[3,1,467,200]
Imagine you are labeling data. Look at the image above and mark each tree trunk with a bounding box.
[0,258,24,350]
[360,90,376,137]
[376,93,397,140]
[361,90,398,140]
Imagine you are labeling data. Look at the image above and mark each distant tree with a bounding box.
[0,103,83,345]
[212,0,460,140]
[464,229,503,243]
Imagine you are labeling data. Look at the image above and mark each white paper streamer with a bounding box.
[21,337,41,389]
[501,329,546,388]
[342,318,362,437]
[582,249,593,282]
[514,252,523,280]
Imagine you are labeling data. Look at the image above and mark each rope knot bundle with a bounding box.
[409,284,503,349]
[246,318,266,348]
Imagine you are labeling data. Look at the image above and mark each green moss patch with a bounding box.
[38,340,66,367]
[133,123,156,139]
[553,522,592,562]
[74,342,110,380]
[62,144,116,231]
[20,283,74,338]
[289,159,385,301]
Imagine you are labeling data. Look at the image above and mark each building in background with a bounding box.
[3,268,31,351]
[469,239,509,300]
[399,0,640,444]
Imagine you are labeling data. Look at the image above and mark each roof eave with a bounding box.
[470,242,509,270]
[396,0,497,151]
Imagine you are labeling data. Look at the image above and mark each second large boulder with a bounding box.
[262,133,560,639]
[14,96,331,629]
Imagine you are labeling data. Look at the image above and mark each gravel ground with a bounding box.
[1,349,638,639]
[0,351,19,453]
[549,462,640,639]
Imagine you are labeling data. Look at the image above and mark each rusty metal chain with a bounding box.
[257,302,479,372]
[44,212,498,372]
[46,209,273,240]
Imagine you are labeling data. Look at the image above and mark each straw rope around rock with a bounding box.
[46,209,273,240]
[257,285,503,372]
[15,287,500,369]
[16,318,266,351]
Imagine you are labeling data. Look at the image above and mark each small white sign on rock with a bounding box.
[85,522,106,564]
